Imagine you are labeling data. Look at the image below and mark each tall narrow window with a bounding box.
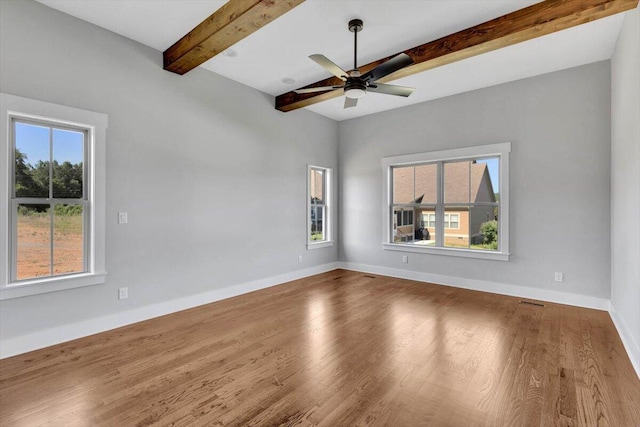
[307,165,333,248]
[383,143,510,261]
[1,93,107,300]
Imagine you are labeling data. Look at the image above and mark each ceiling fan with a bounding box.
[294,19,415,109]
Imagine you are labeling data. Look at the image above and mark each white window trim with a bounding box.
[307,164,333,249]
[382,142,510,261]
[0,93,107,300]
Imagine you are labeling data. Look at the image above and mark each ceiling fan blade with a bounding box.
[309,54,349,80]
[367,83,414,97]
[344,97,358,109]
[294,85,343,94]
[362,53,414,82]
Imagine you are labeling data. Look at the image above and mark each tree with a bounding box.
[53,160,83,198]
[14,149,43,197]
[14,149,83,214]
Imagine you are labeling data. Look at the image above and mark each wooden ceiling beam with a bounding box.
[276,0,639,112]
[164,0,305,75]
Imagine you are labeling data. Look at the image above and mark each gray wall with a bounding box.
[611,7,640,365]
[0,0,338,340]
[338,61,612,300]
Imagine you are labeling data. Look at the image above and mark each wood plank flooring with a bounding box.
[1,269,639,426]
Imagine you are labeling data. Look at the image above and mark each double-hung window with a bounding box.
[383,143,510,261]
[307,165,333,248]
[1,93,107,299]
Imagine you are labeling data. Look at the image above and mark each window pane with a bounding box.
[475,157,500,202]
[444,207,469,248]
[14,122,50,198]
[53,129,84,199]
[17,204,51,280]
[444,161,471,203]
[392,166,414,204]
[53,204,84,275]
[414,163,437,204]
[393,207,415,242]
[470,205,498,251]
[311,206,324,241]
[310,169,324,205]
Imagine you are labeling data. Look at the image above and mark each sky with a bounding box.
[15,122,84,166]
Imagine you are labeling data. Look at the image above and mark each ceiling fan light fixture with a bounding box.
[345,87,366,99]
[344,78,367,99]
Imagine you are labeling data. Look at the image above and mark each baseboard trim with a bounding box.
[609,302,640,379]
[0,262,340,359]
[338,262,611,311]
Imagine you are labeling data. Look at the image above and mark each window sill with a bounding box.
[0,272,107,300]
[307,241,334,250]
[383,243,509,261]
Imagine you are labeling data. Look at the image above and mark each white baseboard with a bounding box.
[609,302,640,379]
[337,262,611,311]
[0,262,340,359]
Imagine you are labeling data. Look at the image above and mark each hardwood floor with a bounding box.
[1,270,639,426]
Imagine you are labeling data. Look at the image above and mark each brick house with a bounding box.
[393,160,497,247]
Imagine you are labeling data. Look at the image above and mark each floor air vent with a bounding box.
[363,275,376,279]
[519,300,545,307]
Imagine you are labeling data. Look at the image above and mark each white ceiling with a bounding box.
[36,0,626,121]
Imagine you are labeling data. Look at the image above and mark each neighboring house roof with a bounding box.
[394,161,496,204]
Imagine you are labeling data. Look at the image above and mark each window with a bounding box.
[383,143,510,261]
[13,120,88,280]
[395,210,413,227]
[1,93,107,299]
[445,213,459,229]
[307,165,333,248]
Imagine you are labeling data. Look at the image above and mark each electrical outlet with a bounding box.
[118,212,128,224]
[554,272,564,282]
[298,255,303,264]
[402,255,408,264]
[118,287,128,300]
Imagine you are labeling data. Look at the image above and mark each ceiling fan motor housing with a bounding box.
[344,77,367,99]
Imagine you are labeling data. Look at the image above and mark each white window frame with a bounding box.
[1,93,107,299]
[382,142,510,261]
[307,165,333,249]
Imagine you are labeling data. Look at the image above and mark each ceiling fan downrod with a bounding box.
[348,19,363,71]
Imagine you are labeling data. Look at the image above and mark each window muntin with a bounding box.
[308,165,332,248]
[11,119,88,281]
[383,143,510,260]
